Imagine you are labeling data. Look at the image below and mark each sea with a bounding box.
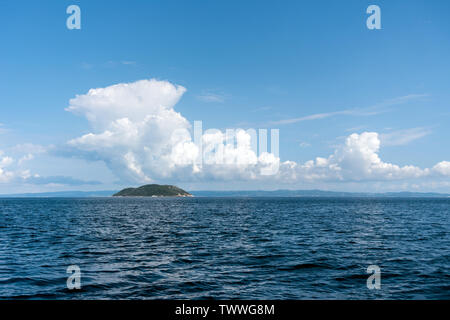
[0,197,449,299]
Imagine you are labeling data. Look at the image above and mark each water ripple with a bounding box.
[0,197,449,299]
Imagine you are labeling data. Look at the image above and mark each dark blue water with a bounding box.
[0,197,449,299]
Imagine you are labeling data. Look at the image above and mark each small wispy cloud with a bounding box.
[271,109,356,125]
[380,127,432,146]
[299,142,311,148]
[81,62,94,70]
[26,175,102,186]
[121,61,136,65]
[270,94,428,126]
[0,123,9,134]
[12,143,47,154]
[104,61,124,68]
[81,61,137,69]
[197,90,226,103]
[345,125,367,132]
[252,106,272,112]
[374,94,429,108]
[18,154,34,165]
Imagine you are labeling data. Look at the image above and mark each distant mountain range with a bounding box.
[0,190,115,198]
[190,190,450,198]
[0,189,449,198]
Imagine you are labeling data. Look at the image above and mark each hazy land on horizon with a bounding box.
[1,189,449,198]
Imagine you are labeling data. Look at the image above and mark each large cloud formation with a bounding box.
[65,79,450,185]
[67,80,190,182]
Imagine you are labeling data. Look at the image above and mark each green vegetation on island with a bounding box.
[113,184,192,197]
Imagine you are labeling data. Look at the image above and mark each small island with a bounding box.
[113,184,193,197]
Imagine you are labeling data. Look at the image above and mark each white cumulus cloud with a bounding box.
[277,132,428,183]
[433,161,450,176]
[64,79,450,186]
[0,152,15,182]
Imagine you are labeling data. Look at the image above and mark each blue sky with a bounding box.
[1,0,450,193]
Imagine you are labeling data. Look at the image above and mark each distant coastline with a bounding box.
[0,189,449,198]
